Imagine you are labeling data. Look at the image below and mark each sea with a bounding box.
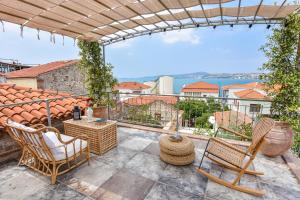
[118,78,262,94]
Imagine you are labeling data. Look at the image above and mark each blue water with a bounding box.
[118,78,261,94]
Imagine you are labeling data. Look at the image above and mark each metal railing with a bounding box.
[0,91,273,136]
[109,93,273,140]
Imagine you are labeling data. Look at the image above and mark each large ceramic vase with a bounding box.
[260,121,294,157]
[93,106,108,118]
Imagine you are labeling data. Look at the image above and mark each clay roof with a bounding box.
[181,82,219,93]
[234,89,269,100]
[222,82,264,90]
[0,83,86,128]
[214,111,252,128]
[5,60,78,78]
[124,96,177,106]
[0,73,5,76]
[115,82,151,90]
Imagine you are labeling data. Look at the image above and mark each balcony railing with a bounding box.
[3,92,296,155]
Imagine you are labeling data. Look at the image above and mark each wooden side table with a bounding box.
[63,117,117,155]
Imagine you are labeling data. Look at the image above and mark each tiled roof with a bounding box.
[115,82,151,90]
[234,89,269,100]
[181,82,219,93]
[0,83,86,128]
[0,73,5,76]
[222,82,264,90]
[214,111,252,127]
[5,60,78,78]
[124,96,177,106]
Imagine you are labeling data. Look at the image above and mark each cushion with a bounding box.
[7,119,36,132]
[42,131,87,161]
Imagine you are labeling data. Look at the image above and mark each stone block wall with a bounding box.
[38,63,86,95]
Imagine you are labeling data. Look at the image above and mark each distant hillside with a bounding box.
[119,71,261,82]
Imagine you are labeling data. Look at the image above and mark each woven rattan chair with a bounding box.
[197,118,275,196]
[6,120,90,184]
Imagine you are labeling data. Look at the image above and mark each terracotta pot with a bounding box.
[93,106,108,118]
[260,121,294,157]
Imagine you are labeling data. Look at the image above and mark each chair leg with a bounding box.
[197,168,265,196]
[18,149,26,166]
[51,165,57,184]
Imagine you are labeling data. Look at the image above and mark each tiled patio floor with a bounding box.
[1,127,300,200]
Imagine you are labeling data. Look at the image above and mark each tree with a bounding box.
[77,40,117,106]
[260,12,300,155]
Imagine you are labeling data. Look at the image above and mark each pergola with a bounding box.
[0,0,299,46]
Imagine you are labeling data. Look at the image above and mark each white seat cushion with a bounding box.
[43,132,87,161]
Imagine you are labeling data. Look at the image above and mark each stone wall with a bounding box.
[38,63,86,95]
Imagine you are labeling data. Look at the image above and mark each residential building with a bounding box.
[222,82,272,116]
[143,76,174,95]
[115,82,151,100]
[0,60,31,73]
[5,60,85,94]
[181,81,219,98]
[122,95,177,126]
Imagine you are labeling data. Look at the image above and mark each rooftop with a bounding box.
[234,89,269,100]
[1,127,299,200]
[5,60,78,78]
[124,95,177,106]
[0,83,86,128]
[222,82,264,90]
[115,82,151,91]
[181,81,219,93]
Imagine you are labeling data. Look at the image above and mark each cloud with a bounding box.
[160,29,200,45]
[109,39,134,49]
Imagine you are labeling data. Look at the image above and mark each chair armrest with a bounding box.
[218,126,251,140]
[30,124,46,129]
[210,137,249,156]
[55,134,89,145]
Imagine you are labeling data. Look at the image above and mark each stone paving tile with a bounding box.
[118,127,160,141]
[26,183,86,200]
[145,182,204,200]
[260,182,300,200]
[142,141,160,156]
[92,168,155,200]
[119,136,153,151]
[158,164,208,196]
[58,158,119,196]
[0,168,49,200]
[125,151,167,181]
[95,146,137,169]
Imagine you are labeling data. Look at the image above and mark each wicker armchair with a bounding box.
[6,120,90,184]
[197,118,275,196]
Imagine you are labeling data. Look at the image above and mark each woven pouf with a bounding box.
[159,134,195,166]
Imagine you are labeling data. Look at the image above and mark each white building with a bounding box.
[114,82,151,101]
[222,82,272,116]
[158,76,173,95]
[180,81,219,98]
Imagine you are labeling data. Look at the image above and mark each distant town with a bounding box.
[120,71,262,81]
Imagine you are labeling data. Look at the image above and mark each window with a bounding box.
[250,104,261,113]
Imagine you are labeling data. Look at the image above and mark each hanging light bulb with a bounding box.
[37,29,40,40]
[0,20,4,32]
[249,24,253,28]
[213,25,216,29]
[266,24,271,29]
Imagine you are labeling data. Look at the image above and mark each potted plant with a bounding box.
[78,40,117,118]
[259,12,300,157]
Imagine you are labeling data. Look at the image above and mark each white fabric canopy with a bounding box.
[0,0,299,44]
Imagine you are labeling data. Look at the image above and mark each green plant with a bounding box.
[260,12,300,155]
[77,40,117,106]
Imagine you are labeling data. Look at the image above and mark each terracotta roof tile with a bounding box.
[222,82,265,90]
[5,60,78,78]
[0,83,87,128]
[115,82,151,90]
[234,89,269,100]
[124,96,177,106]
[181,82,219,93]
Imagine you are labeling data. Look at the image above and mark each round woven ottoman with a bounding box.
[159,134,195,166]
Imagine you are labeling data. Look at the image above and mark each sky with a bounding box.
[0,21,272,78]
